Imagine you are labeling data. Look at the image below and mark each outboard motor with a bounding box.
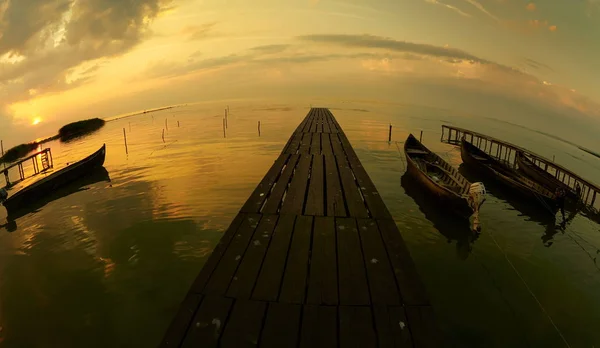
[0,187,7,204]
[468,182,486,232]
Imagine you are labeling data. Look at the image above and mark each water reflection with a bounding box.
[401,173,479,260]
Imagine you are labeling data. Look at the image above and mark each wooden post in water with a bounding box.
[388,124,392,142]
[225,109,228,129]
[123,128,128,154]
[223,118,226,138]
[258,121,261,136]
[178,121,180,127]
[419,130,423,142]
[162,129,165,143]
[165,118,168,131]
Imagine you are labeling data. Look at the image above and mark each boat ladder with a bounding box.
[40,152,50,171]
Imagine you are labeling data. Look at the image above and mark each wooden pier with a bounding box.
[161,108,442,348]
[2,148,53,187]
[441,125,600,208]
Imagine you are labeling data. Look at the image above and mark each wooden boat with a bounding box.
[516,151,578,199]
[404,134,476,217]
[460,139,557,212]
[1,144,106,214]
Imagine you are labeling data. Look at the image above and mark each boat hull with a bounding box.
[460,140,557,212]
[516,152,577,200]
[3,144,106,214]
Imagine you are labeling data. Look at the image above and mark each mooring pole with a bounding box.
[123,128,128,154]
[420,130,423,142]
[223,118,226,138]
[388,124,392,142]
[258,121,261,136]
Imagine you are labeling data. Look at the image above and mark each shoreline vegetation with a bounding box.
[0,105,180,165]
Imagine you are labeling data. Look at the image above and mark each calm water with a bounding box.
[1,100,599,347]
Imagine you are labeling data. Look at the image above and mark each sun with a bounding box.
[32,117,42,125]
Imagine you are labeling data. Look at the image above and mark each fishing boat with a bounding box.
[1,144,106,215]
[460,139,557,212]
[516,151,578,199]
[404,134,485,218]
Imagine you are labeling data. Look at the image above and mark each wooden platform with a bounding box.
[160,108,442,348]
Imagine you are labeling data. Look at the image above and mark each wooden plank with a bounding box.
[203,214,262,295]
[159,294,202,347]
[252,215,296,302]
[259,303,302,348]
[377,220,430,306]
[310,116,318,133]
[330,133,345,157]
[220,300,267,348]
[302,112,314,133]
[241,155,289,213]
[307,216,338,305]
[280,154,312,215]
[373,305,413,348]
[299,305,337,348]
[357,219,400,305]
[321,133,333,156]
[181,296,233,348]
[227,215,279,299]
[189,213,246,292]
[310,131,321,154]
[299,133,312,154]
[405,306,444,348]
[337,154,369,218]
[336,218,370,305]
[324,154,346,217]
[304,155,325,216]
[284,132,303,155]
[339,306,377,348]
[279,215,313,304]
[262,154,300,214]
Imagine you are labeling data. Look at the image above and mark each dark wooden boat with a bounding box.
[1,144,106,214]
[460,139,557,212]
[404,134,474,217]
[516,151,578,199]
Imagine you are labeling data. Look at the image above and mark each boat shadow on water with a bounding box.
[401,173,479,260]
[1,166,111,231]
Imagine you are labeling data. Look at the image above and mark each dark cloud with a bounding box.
[0,0,173,106]
[297,34,492,64]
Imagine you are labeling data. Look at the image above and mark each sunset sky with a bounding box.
[1,0,599,145]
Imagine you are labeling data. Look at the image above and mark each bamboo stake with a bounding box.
[123,128,128,154]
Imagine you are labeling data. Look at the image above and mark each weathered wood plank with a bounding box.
[310,131,321,154]
[299,305,337,348]
[284,132,303,155]
[279,216,313,304]
[181,296,232,348]
[336,218,370,305]
[377,219,430,306]
[324,154,346,217]
[220,300,267,348]
[262,154,300,214]
[322,120,331,133]
[241,155,289,213]
[373,305,413,348]
[260,303,302,348]
[299,133,312,154]
[307,216,338,305]
[310,116,318,133]
[339,306,377,348]
[203,214,262,295]
[226,215,279,299]
[189,213,246,293]
[337,153,369,218]
[330,133,345,157]
[160,294,202,348]
[304,155,325,216]
[405,306,443,348]
[357,218,400,305]
[321,133,333,156]
[339,134,392,220]
[252,214,296,302]
[280,155,311,215]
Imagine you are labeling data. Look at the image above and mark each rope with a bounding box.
[488,230,572,348]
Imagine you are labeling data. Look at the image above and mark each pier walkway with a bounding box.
[160,108,442,348]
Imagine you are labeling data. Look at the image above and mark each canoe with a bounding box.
[1,144,106,214]
[516,152,578,199]
[460,139,557,212]
[404,134,479,217]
